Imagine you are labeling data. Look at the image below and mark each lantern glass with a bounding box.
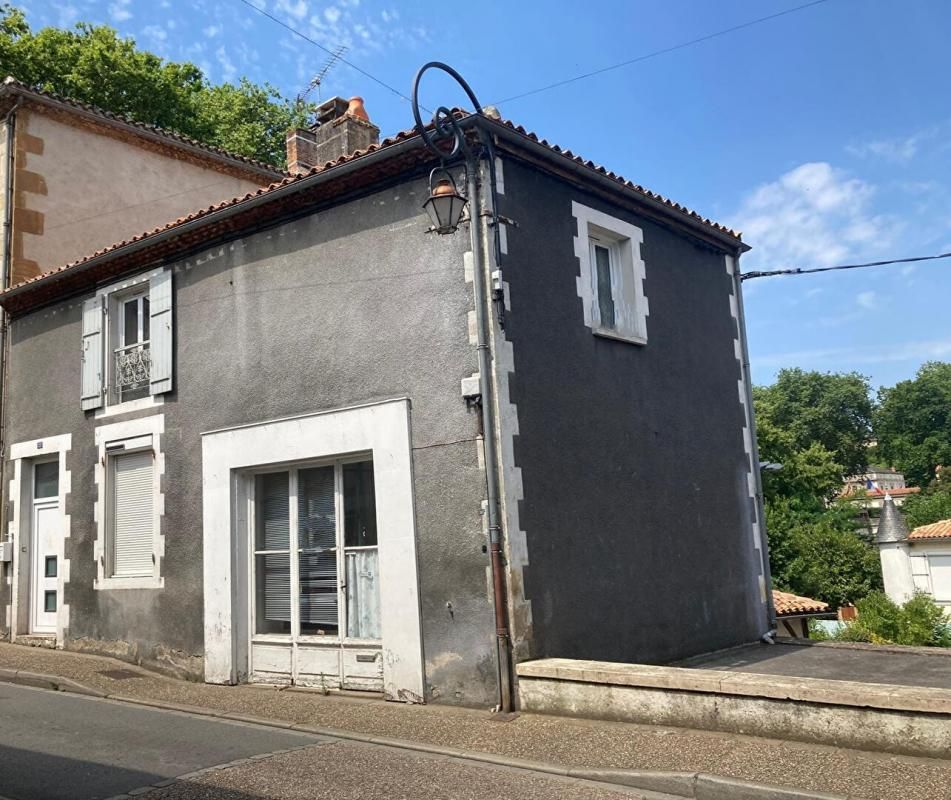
[423,176,467,234]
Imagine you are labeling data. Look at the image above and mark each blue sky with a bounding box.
[24,0,951,389]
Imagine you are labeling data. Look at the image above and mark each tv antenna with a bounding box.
[298,45,348,104]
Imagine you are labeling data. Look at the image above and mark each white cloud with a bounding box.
[275,0,309,20]
[856,290,877,310]
[755,338,951,370]
[732,162,890,269]
[847,128,936,163]
[215,46,237,82]
[203,24,222,37]
[324,6,341,23]
[55,4,80,27]
[108,0,132,23]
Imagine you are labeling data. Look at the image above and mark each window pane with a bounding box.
[344,461,377,548]
[142,296,150,342]
[45,556,57,578]
[299,550,338,634]
[123,298,139,346]
[594,244,616,329]
[255,553,291,634]
[255,472,290,551]
[34,461,59,499]
[298,467,336,551]
[346,550,380,639]
[44,591,56,613]
[112,450,154,577]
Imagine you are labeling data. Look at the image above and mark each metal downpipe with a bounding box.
[466,155,513,712]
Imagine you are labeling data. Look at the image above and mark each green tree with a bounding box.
[0,6,306,165]
[783,506,883,608]
[815,592,951,647]
[875,362,951,488]
[901,482,951,529]
[754,368,873,483]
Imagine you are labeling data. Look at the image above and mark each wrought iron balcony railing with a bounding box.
[114,342,151,393]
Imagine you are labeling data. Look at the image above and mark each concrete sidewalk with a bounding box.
[1,643,949,800]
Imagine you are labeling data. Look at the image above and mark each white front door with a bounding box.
[31,460,61,635]
[249,459,383,690]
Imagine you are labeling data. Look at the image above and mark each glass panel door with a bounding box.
[298,466,338,636]
[253,472,291,634]
[250,459,382,688]
[343,461,380,639]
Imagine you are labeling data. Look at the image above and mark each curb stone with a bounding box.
[0,669,847,800]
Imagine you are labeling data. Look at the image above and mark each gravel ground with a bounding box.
[147,741,650,800]
[2,643,950,800]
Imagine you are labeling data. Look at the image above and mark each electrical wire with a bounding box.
[489,0,832,107]
[740,251,951,281]
[233,0,422,109]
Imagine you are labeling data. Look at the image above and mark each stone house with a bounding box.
[877,496,951,609]
[0,98,771,707]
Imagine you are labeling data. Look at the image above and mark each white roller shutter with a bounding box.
[149,268,173,396]
[112,450,154,577]
[81,296,105,410]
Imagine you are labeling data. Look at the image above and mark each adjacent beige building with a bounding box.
[0,77,282,287]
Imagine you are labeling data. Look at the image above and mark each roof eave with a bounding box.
[0,131,427,307]
[470,116,750,254]
[0,80,284,180]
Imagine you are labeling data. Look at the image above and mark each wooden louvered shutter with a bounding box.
[149,268,173,395]
[81,296,105,410]
[112,450,154,577]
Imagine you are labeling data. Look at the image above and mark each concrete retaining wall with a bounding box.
[517,658,951,759]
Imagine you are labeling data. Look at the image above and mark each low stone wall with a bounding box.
[517,658,951,759]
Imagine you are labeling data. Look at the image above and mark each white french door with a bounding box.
[249,458,383,690]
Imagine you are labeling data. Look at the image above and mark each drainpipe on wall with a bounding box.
[465,148,514,713]
[0,101,19,565]
[732,252,777,636]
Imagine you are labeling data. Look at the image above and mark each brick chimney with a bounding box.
[286,96,380,175]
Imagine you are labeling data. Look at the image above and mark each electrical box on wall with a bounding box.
[0,541,12,562]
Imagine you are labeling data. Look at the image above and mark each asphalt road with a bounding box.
[0,684,655,800]
[0,683,325,800]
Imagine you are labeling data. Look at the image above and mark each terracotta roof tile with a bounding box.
[1,77,283,177]
[773,590,830,617]
[0,110,742,309]
[909,519,951,540]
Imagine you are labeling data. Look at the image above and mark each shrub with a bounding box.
[827,592,951,647]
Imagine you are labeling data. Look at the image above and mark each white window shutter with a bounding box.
[112,450,154,577]
[81,296,105,410]
[149,268,173,395]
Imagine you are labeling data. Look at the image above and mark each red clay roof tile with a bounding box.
[773,590,830,617]
[908,519,951,540]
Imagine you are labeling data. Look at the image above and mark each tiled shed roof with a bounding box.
[908,519,951,541]
[0,76,283,178]
[0,111,745,314]
[773,590,830,617]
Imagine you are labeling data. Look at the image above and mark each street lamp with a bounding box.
[422,167,467,234]
[411,62,513,713]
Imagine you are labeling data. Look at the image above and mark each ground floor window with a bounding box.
[253,459,380,641]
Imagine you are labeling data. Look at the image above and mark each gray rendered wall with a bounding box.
[1,175,499,705]
[498,157,764,665]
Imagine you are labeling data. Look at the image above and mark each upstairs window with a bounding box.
[572,202,648,344]
[115,291,151,404]
[81,268,173,411]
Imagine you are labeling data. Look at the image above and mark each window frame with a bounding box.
[90,267,169,417]
[94,415,165,591]
[246,452,381,648]
[572,201,648,345]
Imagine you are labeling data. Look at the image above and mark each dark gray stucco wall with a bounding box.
[2,175,499,705]
[499,156,764,665]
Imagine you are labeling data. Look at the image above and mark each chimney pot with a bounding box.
[347,96,370,122]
